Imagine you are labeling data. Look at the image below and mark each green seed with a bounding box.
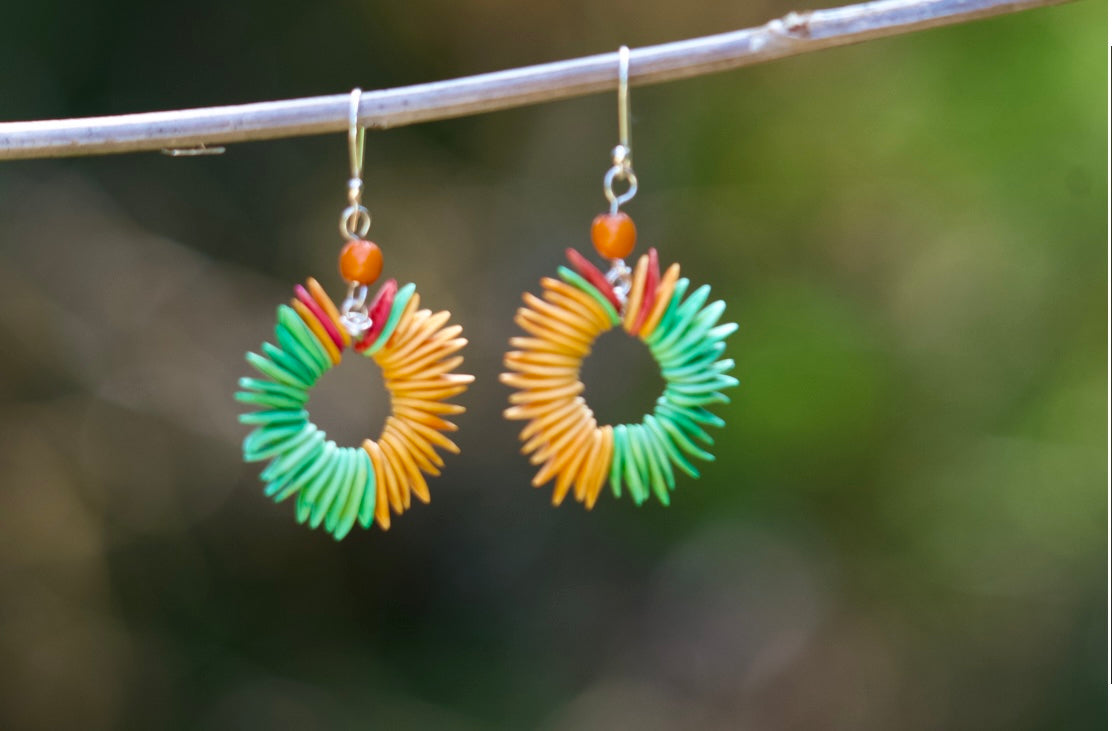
[332,451,366,540]
[663,388,730,408]
[238,409,309,427]
[293,442,341,510]
[623,425,650,505]
[364,283,416,356]
[277,305,331,373]
[311,448,353,529]
[652,287,711,354]
[610,425,627,498]
[244,423,315,462]
[275,325,326,380]
[270,441,335,502]
[640,419,676,492]
[646,278,690,347]
[654,400,716,444]
[658,416,715,462]
[665,301,727,358]
[238,376,309,402]
[235,389,305,412]
[631,425,669,505]
[326,447,360,533]
[260,429,325,481]
[261,342,317,386]
[245,351,310,390]
[358,450,378,529]
[644,414,700,479]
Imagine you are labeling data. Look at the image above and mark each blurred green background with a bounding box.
[0,1,1104,729]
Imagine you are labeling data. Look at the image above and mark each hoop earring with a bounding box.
[236,89,472,539]
[501,47,738,508]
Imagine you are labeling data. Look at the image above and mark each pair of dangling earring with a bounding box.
[235,48,739,540]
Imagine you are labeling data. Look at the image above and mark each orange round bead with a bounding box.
[590,212,637,259]
[339,239,383,285]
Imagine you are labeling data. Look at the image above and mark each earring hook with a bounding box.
[603,46,637,214]
[617,45,631,156]
[340,87,372,240]
[348,87,365,182]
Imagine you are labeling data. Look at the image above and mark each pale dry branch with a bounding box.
[0,0,1071,160]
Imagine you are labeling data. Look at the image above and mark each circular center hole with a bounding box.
[579,328,666,427]
[304,353,391,446]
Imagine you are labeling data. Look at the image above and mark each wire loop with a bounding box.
[339,281,373,336]
[339,204,372,240]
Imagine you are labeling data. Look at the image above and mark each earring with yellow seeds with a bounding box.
[501,47,738,509]
[236,89,472,539]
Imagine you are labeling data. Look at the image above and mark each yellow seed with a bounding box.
[531,411,595,466]
[521,401,593,455]
[534,419,595,488]
[540,277,611,325]
[518,397,587,440]
[291,298,342,364]
[622,253,649,333]
[382,430,429,504]
[513,312,591,354]
[388,417,445,472]
[498,372,578,391]
[543,291,610,333]
[508,336,583,356]
[393,404,458,433]
[574,429,604,504]
[523,292,600,336]
[378,434,413,510]
[372,438,404,515]
[640,263,681,338]
[508,381,584,405]
[362,439,391,530]
[393,396,466,416]
[401,417,461,454]
[552,426,596,505]
[585,426,614,509]
[503,350,582,369]
[307,277,351,348]
[517,306,595,346]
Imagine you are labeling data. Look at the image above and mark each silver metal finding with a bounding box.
[339,204,372,239]
[617,45,631,153]
[339,281,373,336]
[605,258,633,306]
[349,87,365,182]
[340,87,372,240]
[602,46,637,215]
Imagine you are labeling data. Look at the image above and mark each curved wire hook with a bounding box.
[603,46,637,214]
[349,87,365,182]
[340,88,372,240]
[617,45,631,155]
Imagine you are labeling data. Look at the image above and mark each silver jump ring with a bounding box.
[340,204,372,240]
[605,258,633,307]
[339,281,373,336]
[603,165,638,214]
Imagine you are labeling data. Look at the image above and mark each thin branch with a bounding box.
[0,0,1069,160]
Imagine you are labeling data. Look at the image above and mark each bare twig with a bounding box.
[0,0,1070,160]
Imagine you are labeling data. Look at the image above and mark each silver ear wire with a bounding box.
[602,46,637,214]
[339,87,372,240]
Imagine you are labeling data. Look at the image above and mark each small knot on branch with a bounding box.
[768,10,814,38]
